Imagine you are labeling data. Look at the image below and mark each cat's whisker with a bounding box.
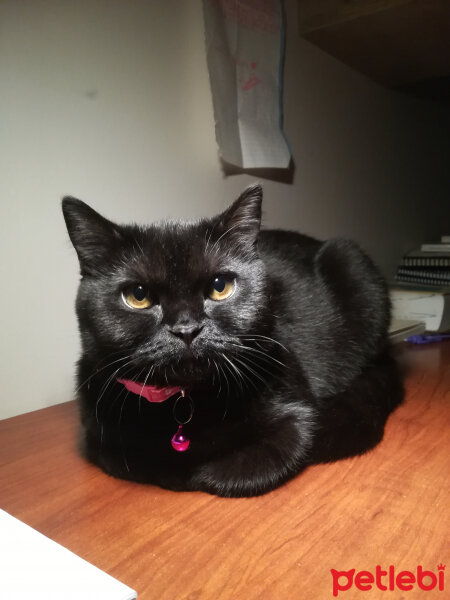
[234,360,255,393]
[218,356,231,398]
[95,367,123,424]
[234,351,283,383]
[211,358,229,419]
[232,355,271,390]
[228,341,287,371]
[102,363,137,416]
[221,354,245,393]
[217,351,252,392]
[210,222,243,253]
[75,353,134,394]
[98,378,132,472]
[134,236,146,261]
[204,225,216,255]
[227,355,259,393]
[95,360,136,424]
[136,365,154,404]
[221,361,235,391]
[138,363,157,411]
[129,366,148,415]
[238,348,285,371]
[136,363,157,415]
[212,359,222,397]
[239,345,287,370]
[102,364,138,439]
[238,334,289,353]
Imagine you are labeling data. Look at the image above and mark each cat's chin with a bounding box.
[157,356,213,386]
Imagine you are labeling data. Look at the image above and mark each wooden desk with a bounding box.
[1,343,449,599]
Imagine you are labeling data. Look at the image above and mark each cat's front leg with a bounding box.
[189,407,314,497]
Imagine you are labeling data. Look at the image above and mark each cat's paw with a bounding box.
[190,443,302,497]
[190,461,290,497]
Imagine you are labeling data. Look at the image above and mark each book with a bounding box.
[420,243,450,252]
[389,285,450,332]
[394,272,450,287]
[399,249,450,268]
[396,268,450,281]
[388,319,426,344]
[0,509,137,600]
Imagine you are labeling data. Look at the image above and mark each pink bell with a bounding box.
[171,425,190,452]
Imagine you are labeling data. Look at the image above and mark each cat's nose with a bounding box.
[169,323,204,346]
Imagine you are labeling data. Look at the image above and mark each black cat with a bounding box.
[62,185,402,497]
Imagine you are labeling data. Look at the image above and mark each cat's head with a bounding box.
[62,185,271,386]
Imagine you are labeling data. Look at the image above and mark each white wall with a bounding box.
[1,0,449,418]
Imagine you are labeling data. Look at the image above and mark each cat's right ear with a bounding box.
[215,184,263,250]
[62,197,123,275]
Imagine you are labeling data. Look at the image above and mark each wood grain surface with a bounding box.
[1,343,449,599]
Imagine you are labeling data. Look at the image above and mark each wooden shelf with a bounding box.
[298,0,450,89]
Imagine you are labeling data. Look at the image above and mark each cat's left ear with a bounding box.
[217,184,262,247]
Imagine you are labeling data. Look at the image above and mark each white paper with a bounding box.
[203,0,291,169]
[390,292,444,331]
[0,509,137,600]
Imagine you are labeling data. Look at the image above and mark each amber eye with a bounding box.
[209,276,235,301]
[123,285,152,309]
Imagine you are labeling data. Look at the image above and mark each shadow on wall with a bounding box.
[220,158,295,183]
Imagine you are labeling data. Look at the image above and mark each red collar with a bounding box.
[117,379,182,403]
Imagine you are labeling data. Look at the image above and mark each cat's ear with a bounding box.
[218,184,262,247]
[62,197,124,275]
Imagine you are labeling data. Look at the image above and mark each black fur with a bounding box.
[62,185,402,497]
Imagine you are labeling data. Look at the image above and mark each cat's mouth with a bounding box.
[175,354,214,381]
[147,354,213,386]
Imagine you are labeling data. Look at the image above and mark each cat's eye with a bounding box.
[209,276,235,301]
[123,285,152,309]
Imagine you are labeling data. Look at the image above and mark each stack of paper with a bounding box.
[0,509,137,599]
